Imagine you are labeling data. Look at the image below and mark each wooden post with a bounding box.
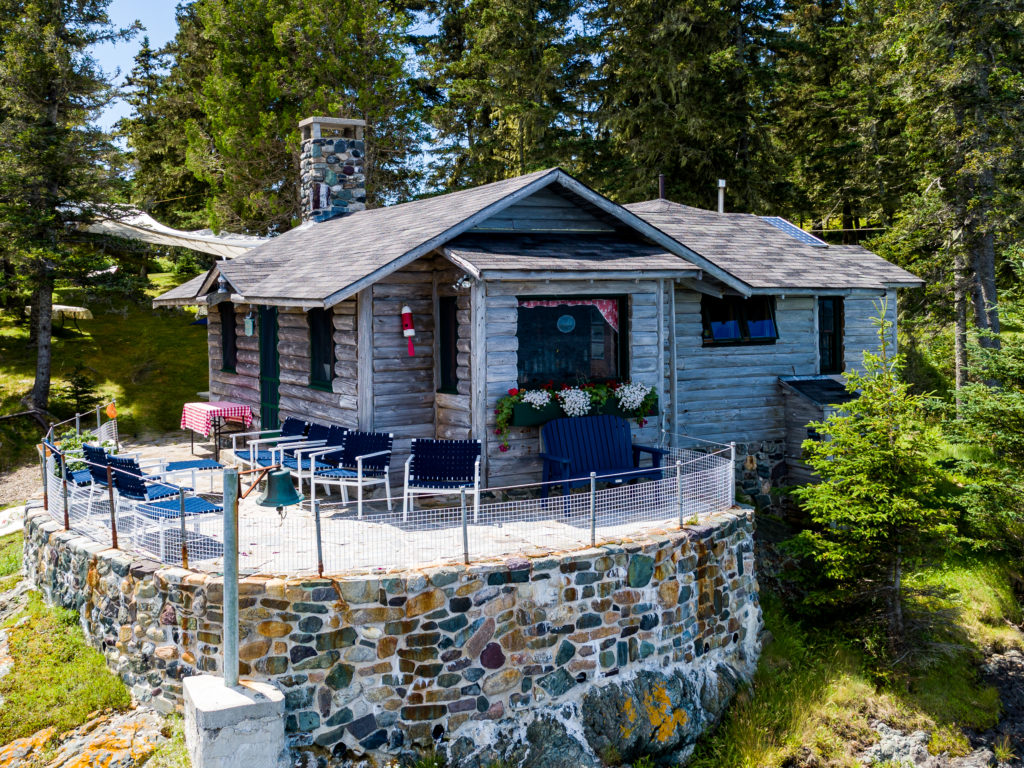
[314,500,324,577]
[223,468,240,688]
[61,452,69,530]
[179,488,189,570]
[40,444,49,512]
[106,465,118,549]
[589,472,597,547]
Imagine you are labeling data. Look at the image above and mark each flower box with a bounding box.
[509,396,658,427]
[510,400,562,427]
[600,395,659,419]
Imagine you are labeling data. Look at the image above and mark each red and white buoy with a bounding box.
[401,305,415,356]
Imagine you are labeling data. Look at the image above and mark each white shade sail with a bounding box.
[87,209,263,259]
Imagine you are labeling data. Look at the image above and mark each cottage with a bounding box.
[154,116,922,496]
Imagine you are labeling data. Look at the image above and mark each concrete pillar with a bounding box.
[184,675,287,768]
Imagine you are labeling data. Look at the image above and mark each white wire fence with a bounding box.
[45,401,119,447]
[39,431,736,576]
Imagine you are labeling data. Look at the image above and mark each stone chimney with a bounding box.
[299,116,367,223]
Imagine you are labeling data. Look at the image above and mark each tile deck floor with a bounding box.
[52,431,718,576]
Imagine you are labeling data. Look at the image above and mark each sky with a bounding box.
[93,0,179,133]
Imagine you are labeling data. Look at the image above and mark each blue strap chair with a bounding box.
[108,456,183,503]
[284,425,348,490]
[402,438,481,521]
[268,421,332,468]
[135,493,223,562]
[161,459,224,493]
[231,416,308,468]
[309,431,394,519]
[540,414,668,498]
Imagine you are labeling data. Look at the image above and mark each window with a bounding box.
[818,297,844,374]
[308,307,335,389]
[219,302,237,372]
[438,296,459,393]
[516,296,627,386]
[700,295,778,345]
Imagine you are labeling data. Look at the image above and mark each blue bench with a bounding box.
[540,414,668,497]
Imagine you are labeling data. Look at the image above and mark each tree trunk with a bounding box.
[954,246,969,404]
[891,547,904,655]
[30,263,54,412]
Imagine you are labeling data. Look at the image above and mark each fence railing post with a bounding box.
[589,472,597,547]
[106,465,118,549]
[314,500,324,578]
[676,460,683,528]
[75,413,80,436]
[223,467,239,688]
[461,488,469,564]
[60,452,69,530]
[96,404,102,431]
[179,488,188,570]
[729,442,737,509]
[40,444,49,512]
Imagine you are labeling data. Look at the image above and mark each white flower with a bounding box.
[557,387,592,417]
[521,389,552,410]
[615,381,652,412]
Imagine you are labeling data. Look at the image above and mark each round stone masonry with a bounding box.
[23,503,762,767]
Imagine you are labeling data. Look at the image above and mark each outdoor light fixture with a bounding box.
[243,309,256,337]
[217,275,228,293]
[452,274,472,291]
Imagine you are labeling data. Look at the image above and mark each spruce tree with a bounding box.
[0,0,136,412]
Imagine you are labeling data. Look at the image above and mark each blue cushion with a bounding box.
[69,468,93,486]
[138,496,223,519]
[120,483,183,502]
[234,449,275,465]
[282,456,333,472]
[165,459,223,472]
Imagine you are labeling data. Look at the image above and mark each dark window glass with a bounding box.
[818,297,844,374]
[700,296,777,345]
[438,296,459,393]
[219,302,237,371]
[309,307,335,389]
[516,297,627,386]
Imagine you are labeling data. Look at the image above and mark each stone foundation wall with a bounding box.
[733,439,788,511]
[24,504,762,766]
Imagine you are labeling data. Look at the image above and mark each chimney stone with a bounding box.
[299,116,368,223]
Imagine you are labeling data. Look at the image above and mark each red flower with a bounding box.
[508,388,519,396]
[562,383,570,390]
[494,429,501,435]
[639,418,648,427]
[499,444,509,452]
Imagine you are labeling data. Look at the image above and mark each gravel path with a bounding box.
[0,465,40,508]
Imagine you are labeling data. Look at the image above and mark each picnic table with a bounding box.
[181,401,253,461]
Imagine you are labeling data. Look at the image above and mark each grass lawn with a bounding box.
[689,555,1020,768]
[0,531,21,591]
[0,592,132,743]
[0,272,207,470]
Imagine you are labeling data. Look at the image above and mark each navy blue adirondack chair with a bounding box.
[271,421,332,466]
[231,416,308,468]
[311,430,394,518]
[540,415,668,498]
[403,438,481,521]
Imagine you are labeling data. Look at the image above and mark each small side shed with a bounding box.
[778,376,859,484]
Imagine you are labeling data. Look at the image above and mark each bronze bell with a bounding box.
[256,468,304,511]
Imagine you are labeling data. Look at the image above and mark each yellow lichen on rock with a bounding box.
[642,681,688,744]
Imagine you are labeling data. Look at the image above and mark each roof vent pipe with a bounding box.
[717,179,726,213]
[658,174,666,200]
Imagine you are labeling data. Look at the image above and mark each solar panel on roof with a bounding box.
[760,216,829,248]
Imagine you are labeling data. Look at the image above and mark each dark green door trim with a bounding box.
[258,307,280,429]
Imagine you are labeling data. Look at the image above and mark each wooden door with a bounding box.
[258,307,280,428]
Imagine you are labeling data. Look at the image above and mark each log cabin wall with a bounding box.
[208,300,358,429]
[369,259,437,474]
[434,259,472,441]
[208,303,260,415]
[481,279,664,489]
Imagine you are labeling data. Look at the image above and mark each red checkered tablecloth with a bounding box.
[181,401,254,437]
